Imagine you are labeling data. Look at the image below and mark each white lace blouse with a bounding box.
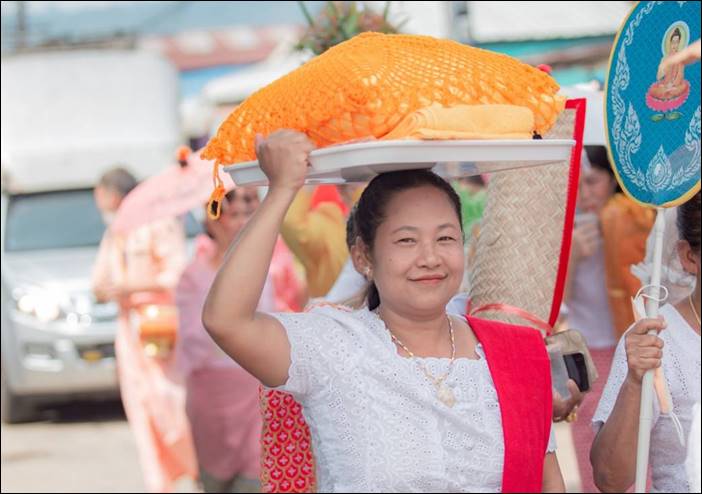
[271,306,555,493]
[593,304,701,493]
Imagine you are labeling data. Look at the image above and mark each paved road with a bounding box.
[1,401,581,492]
[0,400,197,493]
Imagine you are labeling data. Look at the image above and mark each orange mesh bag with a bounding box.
[202,32,565,166]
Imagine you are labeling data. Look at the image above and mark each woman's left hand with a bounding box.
[553,379,584,422]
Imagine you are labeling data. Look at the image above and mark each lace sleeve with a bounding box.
[592,335,628,430]
[268,311,338,401]
[687,403,702,493]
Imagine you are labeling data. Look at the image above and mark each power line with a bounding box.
[130,1,194,35]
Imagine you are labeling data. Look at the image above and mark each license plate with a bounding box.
[81,350,103,362]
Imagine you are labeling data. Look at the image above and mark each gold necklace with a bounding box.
[689,294,701,328]
[381,313,457,408]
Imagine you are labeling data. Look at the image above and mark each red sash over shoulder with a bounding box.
[467,316,552,493]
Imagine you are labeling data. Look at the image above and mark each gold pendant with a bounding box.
[436,382,456,408]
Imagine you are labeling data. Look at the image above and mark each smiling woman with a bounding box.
[201,129,565,493]
[353,170,465,313]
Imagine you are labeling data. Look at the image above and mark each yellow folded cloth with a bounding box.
[381,104,535,141]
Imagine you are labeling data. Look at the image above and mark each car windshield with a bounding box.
[4,189,202,252]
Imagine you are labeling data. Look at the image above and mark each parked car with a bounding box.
[1,49,184,422]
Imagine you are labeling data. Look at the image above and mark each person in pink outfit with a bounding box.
[270,236,307,313]
[176,188,276,493]
[91,167,197,492]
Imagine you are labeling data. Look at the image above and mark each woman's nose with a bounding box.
[417,241,441,268]
[579,184,592,204]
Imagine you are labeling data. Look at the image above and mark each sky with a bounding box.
[1,1,326,51]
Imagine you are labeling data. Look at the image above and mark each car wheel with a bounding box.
[1,365,38,424]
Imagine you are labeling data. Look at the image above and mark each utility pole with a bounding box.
[16,1,27,52]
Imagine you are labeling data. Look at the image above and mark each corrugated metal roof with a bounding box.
[467,1,634,43]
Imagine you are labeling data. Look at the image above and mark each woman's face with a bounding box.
[578,167,617,214]
[671,34,681,53]
[206,191,253,246]
[369,186,465,316]
[93,185,122,214]
[678,240,701,295]
[240,186,260,215]
[93,185,124,225]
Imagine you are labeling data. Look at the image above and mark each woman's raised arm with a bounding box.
[202,130,314,387]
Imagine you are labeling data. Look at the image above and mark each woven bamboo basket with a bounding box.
[467,109,576,327]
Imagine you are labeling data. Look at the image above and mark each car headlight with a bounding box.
[12,286,66,323]
[11,286,118,326]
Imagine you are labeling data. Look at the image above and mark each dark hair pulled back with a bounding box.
[677,191,701,252]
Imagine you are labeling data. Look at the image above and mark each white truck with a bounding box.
[1,49,182,422]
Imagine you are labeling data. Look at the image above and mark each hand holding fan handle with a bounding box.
[635,207,665,493]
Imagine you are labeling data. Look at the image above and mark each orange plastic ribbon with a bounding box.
[469,302,553,336]
[207,162,226,220]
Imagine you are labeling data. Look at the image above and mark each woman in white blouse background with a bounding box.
[202,130,565,492]
[591,191,701,493]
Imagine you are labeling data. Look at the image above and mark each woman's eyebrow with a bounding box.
[437,223,459,230]
[391,223,459,234]
[391,226,419,234]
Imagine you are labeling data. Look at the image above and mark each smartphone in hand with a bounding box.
[564,352,590,392]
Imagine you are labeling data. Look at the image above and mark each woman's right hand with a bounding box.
[255,130,315,193]
[624,317,667,385]
[571,220,600,264]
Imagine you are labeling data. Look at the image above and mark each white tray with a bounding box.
[224,139,576,186]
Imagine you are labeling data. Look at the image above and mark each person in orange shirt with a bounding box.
[92,167,197,493]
